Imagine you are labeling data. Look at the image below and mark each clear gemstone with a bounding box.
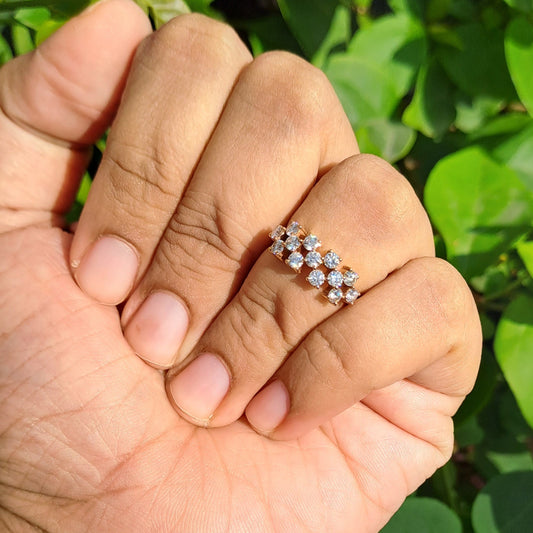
[270,225,285,240]
[343,270,359,287]
[344,288,360,304]
[327,288,343,305]
[303,234,321,251]
[286,221,301,236]
[305,251,322,268]
[285,235,301,251]
[324,251,341,269]
[328,270,343,288]
[270,240,284,256]
[286,252,304,271]
[307,269,325,288]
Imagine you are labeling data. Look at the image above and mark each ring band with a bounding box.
[269,221,360,306]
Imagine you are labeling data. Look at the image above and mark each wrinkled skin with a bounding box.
[0,2,481,532]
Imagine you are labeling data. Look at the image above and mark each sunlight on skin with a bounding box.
[0,1,480,531]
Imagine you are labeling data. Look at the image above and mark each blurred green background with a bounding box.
[1,0,532,530]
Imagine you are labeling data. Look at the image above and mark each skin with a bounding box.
[0,1,482,532]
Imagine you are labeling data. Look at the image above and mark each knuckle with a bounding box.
[304,326,358,392]
[225,283,285,375]
[138,13,248,68]
[338,154,432,245]
[102,147,176,228]
[239,51,336,132]
[406,257,476,337]
[106,141,176,197]
[165,192,247,275]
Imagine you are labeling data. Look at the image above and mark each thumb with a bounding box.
[0,0,151,231]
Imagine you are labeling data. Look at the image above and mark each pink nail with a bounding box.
[169,353,230,422]
[75,236,138,304]
[245,380,289,433]
[124,292,189,368]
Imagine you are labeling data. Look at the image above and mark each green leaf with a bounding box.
[311,5,350,69]
[403,59,455,138]
[505,17,533,117]
[244,14,302,56]
[426,0,451,22]
[277,0,339,59]
[325,54,399,126]
[347,13,426,98]
[355,119,416,163]
[438,23,516,101]
[34,17,64,46]
[428,24,462,49]
[454,348,499,426]
[491,122,533,192]
[11,21,33,54]
[472,472,533,532]
[76,172,92,205]
[498,385,533,442]
[185,0,211,12]
[469,113,532,141]
[424,146,533,279]
[454,92,503,134]
[136,0,189,28]
[517,241,533,276]
[14,6,50,29]
[494,294,533,428]
[454,414,485,446]
[474,386,533,480]
[388,0,426,19]
[504,0,533,13]
[65,172,92,224]
[0,34,13,65]
[448,0,477,21]
[381,497,462,533]
[44,1,89,18]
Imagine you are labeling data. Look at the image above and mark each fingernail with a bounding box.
[74,236,138,304]
[245,380,289,434]
[124,292,189,368]
[169,353,230,422]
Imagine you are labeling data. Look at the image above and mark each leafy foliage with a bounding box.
[1,0,532,530]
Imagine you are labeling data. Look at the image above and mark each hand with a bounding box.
[0,2,481,531]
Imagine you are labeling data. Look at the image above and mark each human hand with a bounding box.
[0,1,481,531]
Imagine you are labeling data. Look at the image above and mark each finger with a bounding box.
[0,0,151,231]
[245,257,482,440]
[166,155,435,425]
[69,14,252,305]
[121,51,358,367]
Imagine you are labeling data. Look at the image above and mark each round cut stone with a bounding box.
[286,221,301,236]
[327,270,343,288]
[286,252,304,271]
[343,270,359,287]
[305,251,322,268]
[303,234,321,251]
[285,235,301,251]
[270,240,285,256]
[307,269,325,288]
[324,251,341,269]
[344,288,360,304]
[327,288,343,305]
[270,225,285,240]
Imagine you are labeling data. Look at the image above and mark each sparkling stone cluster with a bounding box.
[269,221,360,305]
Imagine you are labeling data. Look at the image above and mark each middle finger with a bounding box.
[121,51,358,367]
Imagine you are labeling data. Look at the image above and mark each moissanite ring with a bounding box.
[269,221,360,306]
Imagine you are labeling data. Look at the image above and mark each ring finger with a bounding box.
[166,154,436,426]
